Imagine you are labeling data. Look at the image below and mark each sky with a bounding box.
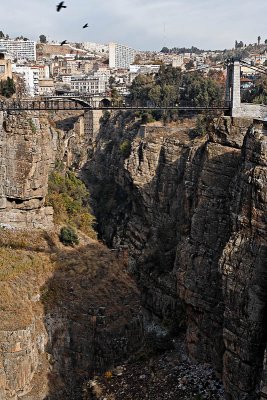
[0,0,266,51]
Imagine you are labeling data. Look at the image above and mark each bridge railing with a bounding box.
[0,97,231,112]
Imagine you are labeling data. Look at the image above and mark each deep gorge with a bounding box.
[84,112,267,400]
[0,110,266,399]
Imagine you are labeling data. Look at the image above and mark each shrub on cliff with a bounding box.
[59,226,79,246]
[46,171,96,239]
[119,140,131,158]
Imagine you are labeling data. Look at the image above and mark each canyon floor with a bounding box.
[88,338,225,400]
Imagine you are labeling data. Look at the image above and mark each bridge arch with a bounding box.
[99,98,111,108]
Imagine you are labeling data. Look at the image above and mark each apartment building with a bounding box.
[0,39,36,61]
[109,42,136,69]
[70,76,107,94]
[12,65,40,96]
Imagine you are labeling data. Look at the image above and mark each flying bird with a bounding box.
[57,1,67,12]
[83,23,89,29]
[60,40,68,46]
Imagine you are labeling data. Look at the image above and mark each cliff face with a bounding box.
[0,110,142,399]
[0,231,142,400]
[0,110,90,230]
[0,109,266,399]
[220,122,267,398]
[86,115,267,399]
[0,112,54,229]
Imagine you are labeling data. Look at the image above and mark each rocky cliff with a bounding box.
[0,109,91,230]
[0,227,142,400]
[0,110,142,399]
[0,109,266,400]
[85,114,267,400]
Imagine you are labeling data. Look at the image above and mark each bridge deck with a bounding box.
[0,99,230,112]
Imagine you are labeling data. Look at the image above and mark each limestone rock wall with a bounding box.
[220,121,267,398]
[0,110,88,230]
[0,321,49,400]
[0,231,142,400]
[0,112,54,229]
[86,115,267,400]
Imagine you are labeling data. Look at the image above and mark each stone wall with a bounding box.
[232,104,267,119]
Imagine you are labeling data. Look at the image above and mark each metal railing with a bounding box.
[0,98,231,112]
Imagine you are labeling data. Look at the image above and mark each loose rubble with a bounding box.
[88,338,225,400]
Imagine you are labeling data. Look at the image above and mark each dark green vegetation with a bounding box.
[59,226,79,246]
[46,170,96,239]
[160,46,205,54]
[242,75,267,105]
[127,65,224,121]
[39,34,47,43]
[119,139,131,158]
[0,78,15,98]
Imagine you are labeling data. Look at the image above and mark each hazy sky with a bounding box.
[0,0,266,50]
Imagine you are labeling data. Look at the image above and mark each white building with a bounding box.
[109,42,136,69]
[172,55,184,68]
[129,64,160,74]
[0,40,36,61]
[71,76,107,94]
[82,42,108,54]
[12,65,41,96]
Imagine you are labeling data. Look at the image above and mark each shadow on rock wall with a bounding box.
[83,115,267,399]
[41,238,143,399]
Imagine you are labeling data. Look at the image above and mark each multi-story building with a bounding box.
[37,65,50,79]
[109,42,136,69]
[38,79,55,95]
[249,51,267,65]
[70,76,107,94]
[0,47,12,81]
[12,65,41,96]
[0,39,36,61]
[12,65,35,96]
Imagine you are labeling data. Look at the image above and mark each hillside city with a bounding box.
[0,33,267,100]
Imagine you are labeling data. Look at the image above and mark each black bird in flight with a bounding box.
[57,1,67,12]
[60,40,68,46]
[83,23,89,29]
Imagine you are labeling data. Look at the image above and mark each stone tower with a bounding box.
[225,61,241,116]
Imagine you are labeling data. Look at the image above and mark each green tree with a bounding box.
[185,60,195,70]
[160,47,169,53]
[128,64,223,120]
[111,88,123,105]
[39,34,47,44]
[108,76,116,89]
[241,75,267,105]
[0,78,16,98]
[128,74,154,106]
